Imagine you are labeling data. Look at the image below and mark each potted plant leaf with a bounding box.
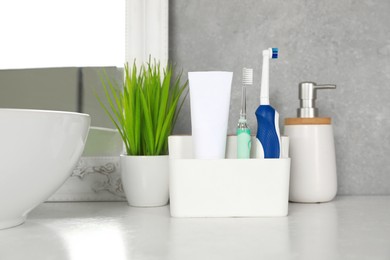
[97,61,188,207]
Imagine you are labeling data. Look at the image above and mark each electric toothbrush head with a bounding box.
[271,48,278,59]
[262,48,279,59]
[260,47,278,105]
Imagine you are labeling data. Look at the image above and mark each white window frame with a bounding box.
[125,0,169,67]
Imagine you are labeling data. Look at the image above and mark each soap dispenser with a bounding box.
[284,82,337,203]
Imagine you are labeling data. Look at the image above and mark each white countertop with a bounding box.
[1,196,390,260]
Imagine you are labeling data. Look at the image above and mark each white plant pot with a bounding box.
[120,155,169,207]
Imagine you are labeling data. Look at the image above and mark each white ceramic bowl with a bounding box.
[0,109,90,229]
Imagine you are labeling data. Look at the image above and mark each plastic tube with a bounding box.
[188,71,233,159]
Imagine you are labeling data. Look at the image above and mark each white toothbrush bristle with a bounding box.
[242,68,253,85]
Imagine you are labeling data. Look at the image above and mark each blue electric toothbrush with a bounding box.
[255,48,280,158]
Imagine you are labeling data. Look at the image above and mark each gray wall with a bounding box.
[170,0,390,195]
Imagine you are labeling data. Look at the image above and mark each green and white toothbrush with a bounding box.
[237,68,253,159]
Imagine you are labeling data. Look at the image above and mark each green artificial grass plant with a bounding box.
[97,61,188,156]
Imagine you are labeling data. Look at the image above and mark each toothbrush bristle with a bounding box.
[272,48,278,59]
[242,68,253,85]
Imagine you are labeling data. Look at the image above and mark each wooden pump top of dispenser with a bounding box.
[285,117,331,125]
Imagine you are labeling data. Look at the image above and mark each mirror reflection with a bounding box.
[0,67,123,128]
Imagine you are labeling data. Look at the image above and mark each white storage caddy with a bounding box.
[168,135,291,217]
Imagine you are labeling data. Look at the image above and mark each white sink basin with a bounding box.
[0,109,90,229]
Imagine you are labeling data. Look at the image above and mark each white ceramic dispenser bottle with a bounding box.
[284,82,337,203]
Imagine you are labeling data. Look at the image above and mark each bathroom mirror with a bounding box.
[0,0,168,128]
[0,67,123,128]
